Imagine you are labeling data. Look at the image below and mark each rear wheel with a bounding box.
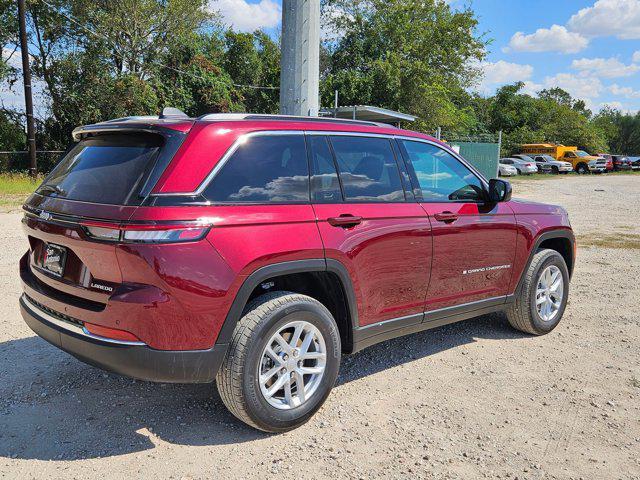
[506,249,569,335]
[216,292,341,432]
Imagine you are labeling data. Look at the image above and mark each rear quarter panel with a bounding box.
[127,205,324,347]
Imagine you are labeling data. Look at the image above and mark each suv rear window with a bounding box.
[38,133,163,205]
[203,134,309,203]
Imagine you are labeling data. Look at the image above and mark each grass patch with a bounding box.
[0,173,43,195]
[577,233,640,250]
[631,377,640,389]
[0,173,43,212]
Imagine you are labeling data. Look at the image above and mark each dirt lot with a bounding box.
[1,175,639,480]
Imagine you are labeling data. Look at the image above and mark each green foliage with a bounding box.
[593,107,640,155]
[320,0,488,131]
[484,83,608,156]
[0,0,17,81]
[0,111,25,151]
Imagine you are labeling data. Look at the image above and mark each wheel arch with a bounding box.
[215,259,359,353]
[513,229,575,297]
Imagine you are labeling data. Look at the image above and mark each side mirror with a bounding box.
[488,178,512,202]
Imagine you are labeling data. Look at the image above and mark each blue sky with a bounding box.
[3,0,640,114]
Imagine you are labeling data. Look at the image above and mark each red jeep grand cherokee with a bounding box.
[20,112,575,432]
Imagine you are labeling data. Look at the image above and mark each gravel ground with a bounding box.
[1,175,639,480]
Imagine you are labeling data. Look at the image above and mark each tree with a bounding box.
[593,107,640,155]
[223,31,280,113]
[320,0,488,131]
[485,83,608,156]
[25,0,223,146]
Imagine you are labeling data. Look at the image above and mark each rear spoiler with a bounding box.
[72,121,194,142]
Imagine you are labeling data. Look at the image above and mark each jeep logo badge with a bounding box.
[38,210,52,221]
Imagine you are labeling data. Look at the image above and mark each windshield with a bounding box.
[37,133,163,205]
[575,150,591,157]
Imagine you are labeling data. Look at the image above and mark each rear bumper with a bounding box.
[20,294,226,383]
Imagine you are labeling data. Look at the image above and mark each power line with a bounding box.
[37,0,279,91]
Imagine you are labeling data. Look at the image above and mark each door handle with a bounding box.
[434,211,459,223]
[327,215,362,228]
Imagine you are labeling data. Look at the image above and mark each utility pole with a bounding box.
[279,0,320,117]
[17,0,37,175]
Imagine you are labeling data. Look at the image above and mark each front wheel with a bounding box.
[216,292,341,432]
[575,163,589,174]
[506,249,569,335]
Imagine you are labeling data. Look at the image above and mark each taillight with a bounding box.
[81,221,211,244]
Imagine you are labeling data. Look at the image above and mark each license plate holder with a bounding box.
[42,243,67,277]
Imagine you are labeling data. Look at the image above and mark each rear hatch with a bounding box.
[22,123,190,305]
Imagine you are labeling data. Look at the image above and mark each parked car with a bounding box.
[19,111,575,432]
[597,154,615,171]
[628,156,640,170]
[611,155,632,171]
[588,158,608,173]
[500,157,537,175]
[531,154,573,174]
[499,163,518,176]
[562,150,604,174]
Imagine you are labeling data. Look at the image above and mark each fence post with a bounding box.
[436,127,441,140]
[497,130,502,177]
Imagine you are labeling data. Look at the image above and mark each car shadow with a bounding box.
[0,311,527,461]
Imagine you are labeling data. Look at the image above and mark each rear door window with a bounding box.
[329,136,405,202]
[203,134,309,203]
[308,135,342,203]
[38,133,163,205]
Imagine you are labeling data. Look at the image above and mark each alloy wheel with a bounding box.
[258,320,327,410]
[535,265,564,322]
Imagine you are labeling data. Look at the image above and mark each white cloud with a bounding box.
[506,25,588,54]
[541,73,604,99]
[609,83,640,99]
[519,74,604,109]
[568,0,640,39]
[210,0,281,32]
[521,80,543,96]
[598,100,624,111]
[1,47,22,69]
[476,60,533,93]
[633,51,640,63]
[571,57,640,78]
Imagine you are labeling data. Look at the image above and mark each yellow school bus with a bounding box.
[520,144,601,173]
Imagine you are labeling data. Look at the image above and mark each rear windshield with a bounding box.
[37,133,163,205]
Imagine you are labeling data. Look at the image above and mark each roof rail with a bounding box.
[197,112,392,127]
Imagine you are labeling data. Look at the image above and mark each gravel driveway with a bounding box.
[1,175,639,479]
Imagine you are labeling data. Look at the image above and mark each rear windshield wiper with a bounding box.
[38,183,67,196]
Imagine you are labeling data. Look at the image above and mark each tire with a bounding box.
[576,163,589,174]
[551,166,559,175]
[506,249,570,335]
[216,291,341,433]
